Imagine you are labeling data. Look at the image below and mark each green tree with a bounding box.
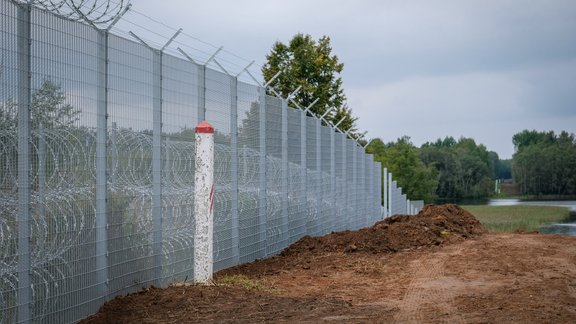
[0,79,79,131]
[421,137,493,199]
[367,136,438,202]
[262,33,359,136]
[31,79,79,129]
[512,130,576,196]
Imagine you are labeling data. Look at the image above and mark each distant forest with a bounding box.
[366,130,576,202]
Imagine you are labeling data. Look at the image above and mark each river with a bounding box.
[488,199,576,236]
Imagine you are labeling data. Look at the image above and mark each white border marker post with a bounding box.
[194,121,215,283]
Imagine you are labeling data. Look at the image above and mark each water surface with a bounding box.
[488,199,576,236]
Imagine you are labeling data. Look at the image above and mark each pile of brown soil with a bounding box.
[281,204,486,255]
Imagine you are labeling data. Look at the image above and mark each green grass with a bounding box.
[462,205,571,233]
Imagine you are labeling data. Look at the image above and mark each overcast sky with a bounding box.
[114,0,576,159]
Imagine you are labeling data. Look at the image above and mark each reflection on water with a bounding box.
[489,199,576,210]
[540,223,576,236]
[488,199,576,237]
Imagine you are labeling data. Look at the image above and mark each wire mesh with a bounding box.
[0,0,388,322]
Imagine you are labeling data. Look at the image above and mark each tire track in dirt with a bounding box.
[393,247,465,324]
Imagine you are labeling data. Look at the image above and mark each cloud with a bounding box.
[347,64,576,158]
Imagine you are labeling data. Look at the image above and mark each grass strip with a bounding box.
[462,205,571,233]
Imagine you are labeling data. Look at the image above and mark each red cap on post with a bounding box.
[195,121,214,134]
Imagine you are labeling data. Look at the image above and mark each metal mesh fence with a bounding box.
[0,1,405,322]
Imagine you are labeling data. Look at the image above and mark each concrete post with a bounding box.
[193,121,215,283]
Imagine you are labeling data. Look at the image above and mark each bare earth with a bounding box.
[83,206,576,323]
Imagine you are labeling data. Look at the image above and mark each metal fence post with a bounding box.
[95,29,109,302]
[388,174,393,216]
[230,76,239,265]
[300,109,307,233]
[193,121,215,283]
[383,168,388,218]
[111,122,117,187]
[37,125,45,250]
[17,3,32,322]
[330,128,335,233]
[257,87,267,258]
[376,163,382,219]
[197,64,206,122]
[152,49,163,286]
[366,155,372,225]
[281,99,289,245]
[316,119,322,232]
[351,143,357,229]
[341,136,347,232]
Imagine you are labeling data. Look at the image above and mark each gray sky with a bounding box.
[114,0,576,159]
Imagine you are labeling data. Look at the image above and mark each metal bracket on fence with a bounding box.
[264,71,281,88]
[205,46,222,65]
[105,3,132,31]
[333,115,346,130]
[128,31,152,49]
[316,106,333,125]
[177,47,197,64]
[203,46,232,75]
[244,69,263,87]
[130,28,182,52]
[287,85,302,101]
[267,85,284,100]
[161,28,183,52]
[304,98,320,115]
[236,60,255,78]
[177,45,227,75]
[363,138,374,149]
[341,125,366,146]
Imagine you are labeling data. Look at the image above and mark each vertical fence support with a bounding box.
[281,99,289,245]
[193,121,215,283]
[388,174,393,216]
[111,122,117,187]
[383,168,388,218]
[17,3,32,322]
[300,109,307,233]
[151,49,163,286]
[230,76,239,265]
[95,29,110,302]
[376,163,382,219]
[37,124,46,250]
[315,120,322,232]
[197,64,206,122]
[257,87,267,258]
[368,159,372,221]
[341,135,347,232]
[330,129,335,233]
[351,144,357,229]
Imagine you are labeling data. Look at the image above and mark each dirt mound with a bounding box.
[281,204,486,255]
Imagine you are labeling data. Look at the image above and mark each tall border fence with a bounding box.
[0,1,421,322]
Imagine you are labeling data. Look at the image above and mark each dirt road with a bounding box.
[83,206,576,323]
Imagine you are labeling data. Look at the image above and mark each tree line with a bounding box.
[367,136,503,203]
[366,130,576,203]
[512,130,576,196]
